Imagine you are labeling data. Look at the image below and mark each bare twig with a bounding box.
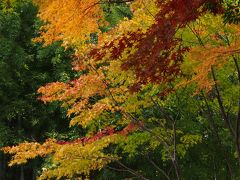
[146,155,171,180]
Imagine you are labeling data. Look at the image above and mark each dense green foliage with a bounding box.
[0,1,76,179]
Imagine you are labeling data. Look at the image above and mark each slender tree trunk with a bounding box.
[32,161,37,180]
[232,56,240,167]
[211,66,235,137]
[172,121,182,180]
[0,153,5,179]
[20,166,24,180]
[201,93,234,179]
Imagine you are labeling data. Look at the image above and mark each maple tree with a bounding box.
[2,0,240,179]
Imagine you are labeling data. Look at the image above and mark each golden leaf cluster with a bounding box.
[33,0,104,47]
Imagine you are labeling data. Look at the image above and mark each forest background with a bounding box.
[0,0,240,179]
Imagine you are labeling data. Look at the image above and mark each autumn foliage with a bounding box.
[2,0,240,179]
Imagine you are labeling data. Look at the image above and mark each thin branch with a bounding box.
[107,165,129,172]
[187,24,205,46]
[146,155,171,180]
[211,66,235,137]
[102,157,149,180]
[114,160,150,180]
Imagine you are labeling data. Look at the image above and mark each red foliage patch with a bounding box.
[88,0,223,91]
[57,123,138,145]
